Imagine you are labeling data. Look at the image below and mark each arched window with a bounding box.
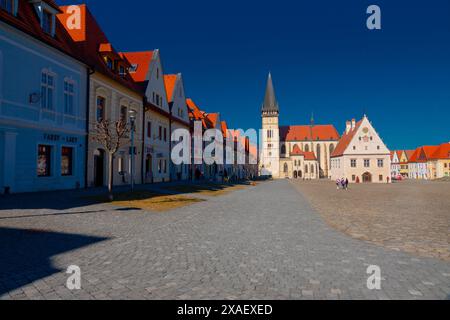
[281,144,286,155]
[305,144,310,152]
[311,165,314,174]
[305,165,308,174]
[284,163,288,173]
[329,144,335,155]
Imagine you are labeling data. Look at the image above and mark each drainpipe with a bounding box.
[85,67,95,188]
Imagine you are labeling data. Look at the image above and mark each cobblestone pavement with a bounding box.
[0,180,449,300]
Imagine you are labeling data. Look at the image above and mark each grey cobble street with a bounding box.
[0,180,449,300]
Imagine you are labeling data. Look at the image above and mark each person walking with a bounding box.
[345,178,349,190]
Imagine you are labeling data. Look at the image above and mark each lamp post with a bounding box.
[129,109,137,192]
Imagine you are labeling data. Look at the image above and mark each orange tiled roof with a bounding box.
[120,51,154,83]
[58,5,141,94]
[221,121,228,138]
[408,148,421,163]
[186,98,204,120]
[404,150,415,161]
[206,113,219,128]
[280,125,340,142]
[431,143,450,160]
[331,120,363,158]
[291,145,317,160]
[1,1,82,64]
[164,74,177,103]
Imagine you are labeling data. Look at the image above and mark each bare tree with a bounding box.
[92,119,130,201]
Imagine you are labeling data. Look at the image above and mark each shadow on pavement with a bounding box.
[0,227,108,296]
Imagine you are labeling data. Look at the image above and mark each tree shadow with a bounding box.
[0,227,108,296]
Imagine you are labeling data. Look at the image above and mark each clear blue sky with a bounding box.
[58,0,450,150]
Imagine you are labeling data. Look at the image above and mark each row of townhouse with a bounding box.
[391,143,450,180]
[0,1,256,194]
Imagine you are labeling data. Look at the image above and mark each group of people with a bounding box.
[336,178,349,190]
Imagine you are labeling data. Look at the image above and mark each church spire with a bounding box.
[262,72,279,114]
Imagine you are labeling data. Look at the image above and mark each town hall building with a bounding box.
[259,73,340,179]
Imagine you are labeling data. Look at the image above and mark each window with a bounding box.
[96,97,105,122]
[61,147,73,176]
[156,68,160,79]
[64,80,75,115]
[156,94,160,106]
[284,163,288,173]
[37,145,52,177]
[41,71,54,110]
[164,128,167,141]
[119,65,126,76]
[351,159,357,168]
[120,106,128,123]
[163,160,167,173]
[364,159,370,168]
[379,175,383,182]
[129,64,138,73]
[378,159,384,168]
[352,175,356,182]
[42,10,53,35]
[106,57,113,70]
[0,0,15,14]
[158,126,162,140]
[147,122,152,138]
[158,159,162,173]
[353,146,356,150]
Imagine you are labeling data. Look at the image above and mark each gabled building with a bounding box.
[330,115,391,183]
[1,0,88,193]
[408,147,430,180]
[390,151,401,178]
[121,50,170,183]
[58,4,144,188]
[429,143,450,179]
[398,150,414,178]
[164,73,190,181]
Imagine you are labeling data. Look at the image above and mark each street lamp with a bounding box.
[129,109,137,192]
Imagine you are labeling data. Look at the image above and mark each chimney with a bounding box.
[345,121,351,134]
[351,119,356,130]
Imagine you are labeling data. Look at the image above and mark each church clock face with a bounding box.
[362,127,369,134]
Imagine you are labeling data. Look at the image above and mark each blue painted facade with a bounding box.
[0,20,87,193]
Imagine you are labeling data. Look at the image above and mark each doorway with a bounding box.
[362,172,372,183]
[93,149,105,187]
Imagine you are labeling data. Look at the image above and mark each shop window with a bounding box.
[61,147,73,176]
[37,145,52,177]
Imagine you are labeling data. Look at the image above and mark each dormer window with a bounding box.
[129,64,138,73]
[42,9,53,34]
[0,0,17,15]
[119,65,126,76]
[32,1,58,37]
[106,57,113,70]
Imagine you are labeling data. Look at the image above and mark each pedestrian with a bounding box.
[345,178,349,190]
[336,179,340,190]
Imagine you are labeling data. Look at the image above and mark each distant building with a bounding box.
[398,150,415,178]
[1,0,88,193]
[164,74,190,181]
[429,143,450,179]
[390,151,401,178]
[330,116,391,183]
[259,73,339,179]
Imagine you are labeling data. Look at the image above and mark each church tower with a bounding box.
[259,73,280,178]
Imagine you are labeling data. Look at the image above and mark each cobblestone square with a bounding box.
[0,180,449,300]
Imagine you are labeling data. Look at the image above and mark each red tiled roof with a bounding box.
[331,120,363,158]
[404,150,415,161]
[291,145,317,160]
[186,98,204,120]
[57,5,141,94]
[221,121,228,138]
[431,143,450,160]
[280,125,340,142]
[164,74,177,103]
[408,148,421,163]
[206,113,219,128]
[0,0,82,64]
[120,51,154,83]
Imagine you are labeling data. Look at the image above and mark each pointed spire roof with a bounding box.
[262,73,279,113]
